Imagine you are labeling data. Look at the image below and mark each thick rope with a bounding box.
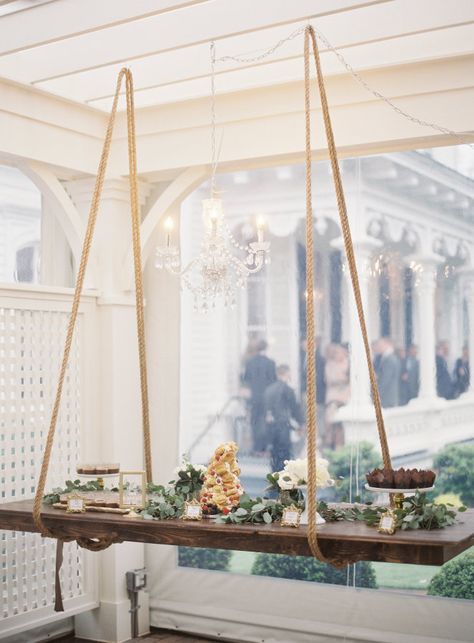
[304,25,392,563]
[54,534,123,611]
[32,68,153,540]
[125,71,153,482]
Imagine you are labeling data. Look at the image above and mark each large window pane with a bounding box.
[178,145,474,598]
[0,166,41,284]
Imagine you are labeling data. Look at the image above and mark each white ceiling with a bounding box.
[0,0,473,112]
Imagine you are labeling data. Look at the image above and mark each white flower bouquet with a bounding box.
[269,458,334,491]
[267,458,334,525]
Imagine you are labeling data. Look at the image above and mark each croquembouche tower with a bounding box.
[200,442,244,514]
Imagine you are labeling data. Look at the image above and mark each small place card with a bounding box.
[281,505,302,528]
[66,493,86,513]
[181,499,203,521]
[378,510,397,535]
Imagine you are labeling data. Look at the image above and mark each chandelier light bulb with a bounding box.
[164,216,174,247]
[202,197,224,234]
[256,214,266,242]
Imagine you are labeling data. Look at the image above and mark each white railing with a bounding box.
[0,284,99,640]
[339,394,474,460]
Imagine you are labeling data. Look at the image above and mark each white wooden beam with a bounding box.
[0,77,106,175]
[108,58,474,177]
[89,24,474,111]
[0,0,210,56]
[1,56,472,182]
[0,0,389,84]
[35,0,474,107]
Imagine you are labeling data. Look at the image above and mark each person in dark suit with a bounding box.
[436,341,454,400]
[399,344,420,405]
[453,345,470,397]
[243,339,276,453]
[375,337,400,408]
[264,364,304,473]
[372,340,382,374]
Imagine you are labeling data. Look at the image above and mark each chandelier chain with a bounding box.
[311,27,474,152]
[210,41,218,197]
[215,25,474,152]
[217,25,306,64]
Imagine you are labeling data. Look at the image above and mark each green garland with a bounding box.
[143,462,206,520]
[45,468,466,531]
[216,491,465,530]
[43,478,103,505]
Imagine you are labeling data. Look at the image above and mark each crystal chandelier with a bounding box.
[155,42,270,311]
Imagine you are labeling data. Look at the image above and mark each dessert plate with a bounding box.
[365,484,435,494]
[77,473,120,479]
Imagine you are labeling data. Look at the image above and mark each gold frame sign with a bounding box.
[119,471,147,511]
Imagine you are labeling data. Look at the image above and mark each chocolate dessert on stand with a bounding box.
[76,463,120,489]
[76,463,120,475]
[366,467,436,489]
[365,467,436,509]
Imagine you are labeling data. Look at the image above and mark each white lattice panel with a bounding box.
[0,302,86,626]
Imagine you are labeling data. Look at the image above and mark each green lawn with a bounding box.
[229,550,257,575]
[372,562,437,590]
[228,550,437,592]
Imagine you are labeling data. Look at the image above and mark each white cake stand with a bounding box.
[365,484,435,508]
[76,472,120,489]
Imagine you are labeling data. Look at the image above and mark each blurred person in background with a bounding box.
[374,337,400,408]
[436,340,455,400]
[243,339,276,454]
[453,344,470,397]
[399,344,419,405]
[264,364,304,472]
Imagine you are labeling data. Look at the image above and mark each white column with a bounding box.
[65,178,150,295]
[65,177,152,642]
[410,254,442,402]
[447,277,462,359]
[332,235,381,410]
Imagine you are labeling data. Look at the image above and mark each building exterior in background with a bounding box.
[181,149,474,465]
[2,153,472,466]
[0,166,41,284]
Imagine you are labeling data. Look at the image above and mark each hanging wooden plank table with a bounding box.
[1,499,473,567]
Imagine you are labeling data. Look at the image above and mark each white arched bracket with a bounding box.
[122,165,208,291]
[18,159,84,271]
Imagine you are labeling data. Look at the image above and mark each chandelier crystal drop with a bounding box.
[155,42,270,312]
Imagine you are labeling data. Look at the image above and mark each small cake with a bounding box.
[76,464,96,475]
[76,463,120,475]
